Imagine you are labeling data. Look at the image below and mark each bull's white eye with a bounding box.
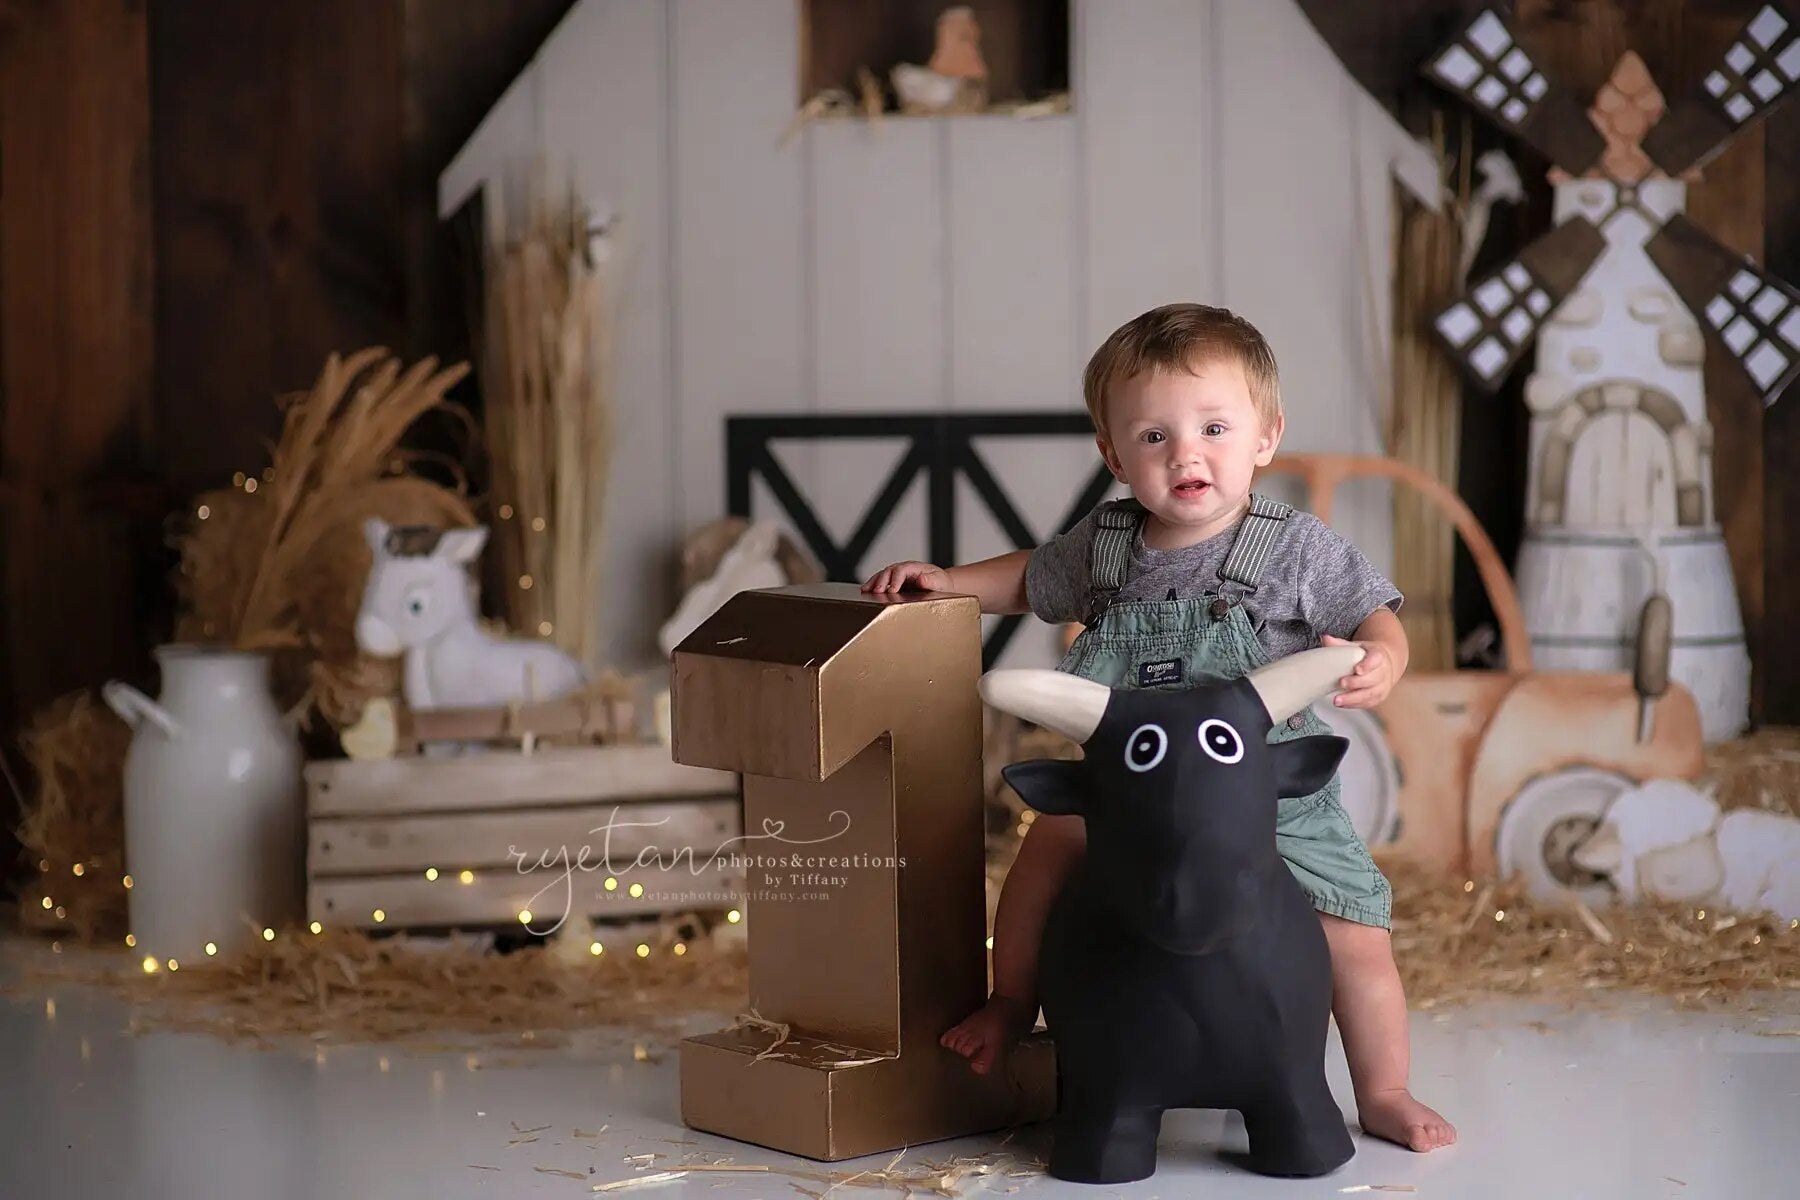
[1197,719,1243,764]
[404,589,429,619]
[1124,723,1168,772]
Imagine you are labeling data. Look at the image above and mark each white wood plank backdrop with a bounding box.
[441,0,1421,673]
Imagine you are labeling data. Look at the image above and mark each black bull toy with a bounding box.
[981,646,1364,1183]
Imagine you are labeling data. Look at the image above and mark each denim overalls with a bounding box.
[1056,494,1391,928]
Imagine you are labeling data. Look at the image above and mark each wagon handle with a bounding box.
[1261,454,1533,673]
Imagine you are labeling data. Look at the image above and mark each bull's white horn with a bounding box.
[1570,823,1624,874]
[1243,645,1365,725]
[979,668,1109,744]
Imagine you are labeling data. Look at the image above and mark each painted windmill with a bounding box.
[1422,3,1800,743]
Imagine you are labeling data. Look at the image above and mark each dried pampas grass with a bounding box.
[171,348,477,726]
[13,692,134,940]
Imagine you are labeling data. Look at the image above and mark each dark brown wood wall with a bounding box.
[0,0,572,885]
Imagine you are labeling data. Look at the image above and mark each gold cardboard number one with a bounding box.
[671,583,1054,1160]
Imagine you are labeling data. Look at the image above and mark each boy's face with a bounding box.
[1097,357,1282,537]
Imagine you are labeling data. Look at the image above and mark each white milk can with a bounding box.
[103,645,304,964]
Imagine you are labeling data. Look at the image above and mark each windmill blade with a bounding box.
[1433,217,1607,391]
[1646,214,1800,406]
[1643,1,1799,178]
[1422,8,1605,177]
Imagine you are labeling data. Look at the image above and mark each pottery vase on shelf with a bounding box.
[103,645,304,965]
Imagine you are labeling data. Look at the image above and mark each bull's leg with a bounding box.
[1049,1098,1165,1185]
[1240,1078,1354,1178]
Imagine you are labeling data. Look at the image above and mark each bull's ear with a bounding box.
[1269,735,1348,800]
[1001,759,1089,816]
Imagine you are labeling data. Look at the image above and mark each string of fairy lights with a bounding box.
[33,853,746,973]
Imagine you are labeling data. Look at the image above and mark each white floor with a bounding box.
[3,940,1797,1200]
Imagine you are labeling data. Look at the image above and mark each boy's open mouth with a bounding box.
[1172,480,1210,498]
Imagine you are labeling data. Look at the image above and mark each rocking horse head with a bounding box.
[354,518,488,657]
[981,646,1358,955]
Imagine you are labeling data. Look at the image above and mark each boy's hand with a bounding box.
[861,561,953,594]
[1320,634,1395,708]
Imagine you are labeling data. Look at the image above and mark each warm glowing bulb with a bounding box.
[498,504,514,519]
[71,863,85,877]
[518,910,534,925]
[1494,910,1506,922]
[531,517,546,532]
[518,574,533,590]
[40,896,52,910]
[123,875,133,889]
[262,927,275,941]
[38,858,48,872]
[167,959,180,972]
[142,956,158,973]
[244,478,258,494]
[425,867,439,881]
[372,909,386,923]
[726,909,741,924]
[1696,910,1707,921]
[673,943,688,957]
[233,471,246,487]
[628,882,644,899]
[124,934,136,948]
[986,935,994,949]
[604,877,618,892]
[459,870,475,885]
[53,906,66,919]
[589,941,604,956]
[205,942,218,956]
[309,921,323,935]
[1463,880,1475,893]
[45,999,56,1019]
[197,505,211,520]
[538,621,553,636]
[636,944,650,958]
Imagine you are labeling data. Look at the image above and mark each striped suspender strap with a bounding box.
[1217,494,1295,590]
[1085,501,1145,621]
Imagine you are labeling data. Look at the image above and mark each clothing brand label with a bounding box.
[1137,658,1183,687]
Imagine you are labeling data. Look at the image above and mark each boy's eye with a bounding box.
[1204,422,1227,437]
[1141,431,1165,444]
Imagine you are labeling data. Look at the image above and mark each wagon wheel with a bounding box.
[1308,703,1401,846]
[1493,767,1628,904]
[1261,454,1532,673]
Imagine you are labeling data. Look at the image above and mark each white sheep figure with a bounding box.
[354,518,586,711]
[1573,778,1800,921]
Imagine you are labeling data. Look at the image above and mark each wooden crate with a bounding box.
[306,743,743,931]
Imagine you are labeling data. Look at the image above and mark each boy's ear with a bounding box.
[1254,409,1284,467]
[1269,734,1348,799]
[1001,759,1090,816]
[1095,435,1126,483]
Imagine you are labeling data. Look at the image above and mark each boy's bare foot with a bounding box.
[939,994,1036,1075]
[1358,1088,1456,1151]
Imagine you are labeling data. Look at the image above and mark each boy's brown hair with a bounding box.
[1081,303,1281,439]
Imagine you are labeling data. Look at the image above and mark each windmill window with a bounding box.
[1468,11,1511,57]
[1707,296,1735,327]
[1524,72,1549,102]
[1726,92,1757,121]
[1728,42,1757,72]
[1470,338,1508,380]
[1439,305,1481,347]
[1501,98,1527,123]
[1503,310,1534,345]
[1752,69,1784,100]
[1527,289,1551,317]
[1753,286,1789,323]
[1779,309,1800,349]
[1706,70,1732,96]
[1500,48,1531,81]
[1475,279,1512,315]
[1778,40,1800,80]
[1746,342,1788,389]
[1731,270,1762,299]
[1475,76,1508,109]
[1432,46,1483,88]
[1749,6,1789,48]
[1724,317,1759,354]
[1504,264,1532,291]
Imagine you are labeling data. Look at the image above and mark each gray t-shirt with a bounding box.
[1025,499,1402,660]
